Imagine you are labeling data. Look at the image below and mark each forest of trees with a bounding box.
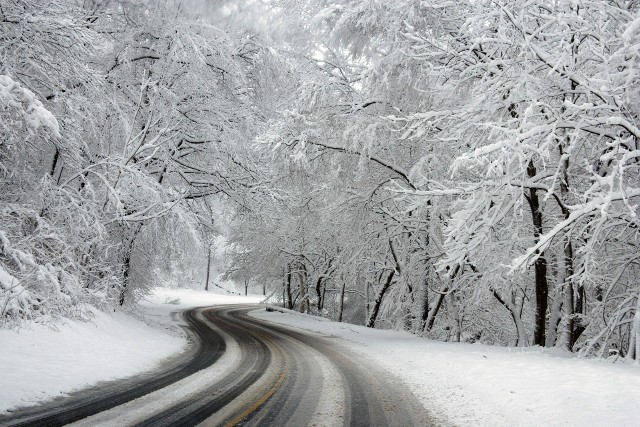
[1,0,639,361]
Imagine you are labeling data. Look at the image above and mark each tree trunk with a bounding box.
[545,284,563,347]
[367,239,403,328]
[527,160,549,346]
[365,280,370,321]
[298,262,309,314]
[316,261,331,312]
[424,266,459,333]
[118,223,143,306]
[560,245,575,351]
[321,284,327,313]
[492,289,528,346]
[338,281,346,322]
[316,276,324,311]
[119,252,131,306]
[366,270,395,328]
[424,286,447,332]
[558,40,582,350]
[204,246,212,291]
[420,274,430,330]
[627,291,640,362]
[285,266,293,310]
[450,291,462,342]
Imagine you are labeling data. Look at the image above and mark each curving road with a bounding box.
[0,305,435,427]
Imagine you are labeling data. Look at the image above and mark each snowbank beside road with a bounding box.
[0,287,262,414]
[0,307,184,413]
[252,307,640,427]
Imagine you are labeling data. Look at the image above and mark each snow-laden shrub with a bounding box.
[0,74,60,139]
[0,202,126,326]
[0,206,98,326]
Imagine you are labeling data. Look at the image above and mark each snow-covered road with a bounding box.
[2,304,433,426]
[1,288,639,426]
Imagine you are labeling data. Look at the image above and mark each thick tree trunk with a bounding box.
[527,160,549,346]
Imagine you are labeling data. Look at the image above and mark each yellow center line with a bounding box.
[207,310,290,427]
[224,367,287,427]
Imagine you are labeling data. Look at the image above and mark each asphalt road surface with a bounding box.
[0,305,435,427]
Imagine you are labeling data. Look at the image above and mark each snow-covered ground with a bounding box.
[3,287,639,426]
[0,287,262,414]
[251,307,640,427]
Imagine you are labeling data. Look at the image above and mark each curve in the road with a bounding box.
[132,309,276,427]
[142,305,433,426]
[216,307,433,427]
[0,308,226,427]
[1,305,436,427]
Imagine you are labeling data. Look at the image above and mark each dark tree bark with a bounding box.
[366,269,395,328]
[49,147,59,178]
[366,240,402,328]
[285,265,293,310]
[424,287,446,332]
[526,160,549,346]
[420,275,429,329]
[338,281,346,322]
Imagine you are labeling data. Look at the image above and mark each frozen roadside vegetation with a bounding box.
[0,287,262,414]
[252,306,640,427]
